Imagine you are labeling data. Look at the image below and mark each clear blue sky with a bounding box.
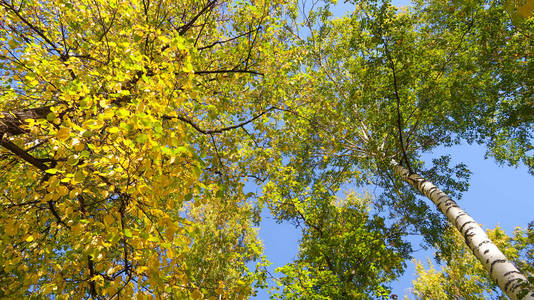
[250,1,533,299]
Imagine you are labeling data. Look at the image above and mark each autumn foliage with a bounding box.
[1,0,533,299]
[0,0,291,298]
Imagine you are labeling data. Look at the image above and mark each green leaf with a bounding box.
[124,229,133,238]
[45,168,59,174]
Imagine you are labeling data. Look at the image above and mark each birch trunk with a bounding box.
[392,161,534,300]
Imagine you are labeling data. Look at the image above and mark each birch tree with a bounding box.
[1,0,532,298]
[264,0,533,298]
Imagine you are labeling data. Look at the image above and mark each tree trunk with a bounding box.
[392,161,533,300]
[0,106,52,136]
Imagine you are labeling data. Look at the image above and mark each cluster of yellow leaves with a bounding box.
[0,0,295,297]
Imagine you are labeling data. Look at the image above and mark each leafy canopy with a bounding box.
[0,0,532,298]
[0,0,296,298]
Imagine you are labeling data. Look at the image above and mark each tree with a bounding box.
[1,0,532,298]
[264,0,533,298]
[412,224,534,299]
[269,191,410,299]
[0,0,295,297]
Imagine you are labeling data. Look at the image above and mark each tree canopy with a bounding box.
[0,0,295,297]
[0,0,532,298]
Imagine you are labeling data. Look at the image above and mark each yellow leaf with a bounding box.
[74,142,85,151]
[99,99,109,108]
[73,171,85,184]
[57,185,69,197]
[46,112,56,121]
[117,108,130,118]
[167,248,174,259]
[90,274,103,282]
[25,235,34,242]
[103,214,114,227]
[517,1,534,17]
[136,266,149,274]
[191,290,203,299]
[108,126,120,134]
[5,219,17,236]
[69,188,80,198]
[103,108,115,119]
[8,39,18,49]
[45,168,59,174]
[183,62,194,73]
[72,224,83,235]
[84,119,103,130]
[56,127,71,141]
[106,265,121,276]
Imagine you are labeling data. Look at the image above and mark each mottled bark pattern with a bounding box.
[393,162,534,300]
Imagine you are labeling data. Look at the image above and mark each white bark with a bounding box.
[392,161,534,300]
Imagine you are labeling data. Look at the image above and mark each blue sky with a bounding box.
[254,143,533,299]
[250,0,533,299]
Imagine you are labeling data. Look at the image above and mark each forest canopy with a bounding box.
[0,0,532,299]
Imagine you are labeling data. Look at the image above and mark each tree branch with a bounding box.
[0,137,49,171]
[0,136,71,228]
[378,28,412,173]
[87,255,100,299]
[0,0,61,56]
[0,106,53,137]
[194,69,264,76]
[177,0,217,36]
[198,27,261,51]
[166,106,275,135]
